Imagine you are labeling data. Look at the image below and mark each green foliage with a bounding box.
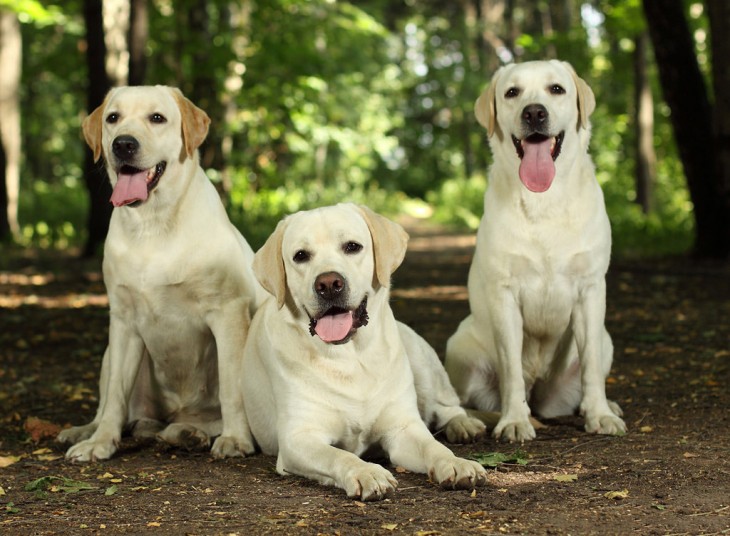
[9,0,701,258]
[470,449,530,468]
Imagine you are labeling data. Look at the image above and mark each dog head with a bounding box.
[83,85,210,208]
[253,204,409,345]
[474,60,595,193]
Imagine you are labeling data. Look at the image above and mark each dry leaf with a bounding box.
[604,489,629,500]
[0,455,20,468]
[683,452,699,459]
[640,426,653,433]
[554,474,578,482]
[24,417,62,442]
[382,523,398,530]
[147,522,161,527]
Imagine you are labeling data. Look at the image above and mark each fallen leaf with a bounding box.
[25,476,97,494]
[24,417,62,442]
[554,474,578,482]
[0,455,20,468]
[0,486,5,496]
[604,489,629,500]
[382,523,398,530]
[640,426,653,433]
[147,522,161,527]
[105,485,118,496]
[470,450,529,467]
[683,452,699,459]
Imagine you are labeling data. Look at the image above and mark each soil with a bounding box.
[1,224,729,535]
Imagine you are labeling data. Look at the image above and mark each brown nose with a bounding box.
[314,271,346,300]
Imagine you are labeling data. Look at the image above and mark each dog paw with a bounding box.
[607,400,624,418]
[65,438,118,462]
[430,457,488,490]
[493,419,536,443]
[211,435,255,459]
[585,413,627,436]
[344,463,398,501]
[444,415,486,444]
[56,423,97,445]
[158,424,210,450]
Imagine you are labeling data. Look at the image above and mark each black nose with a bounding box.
[314,271,346,301]
[521,104,548,130]
[112,135,140,159]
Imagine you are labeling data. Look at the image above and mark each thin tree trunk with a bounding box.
[706,0,730,257]
[82,0,113,258]
[643,0,728,258]
[128,0,148,85]
[0,10,22,241]
[633,32,655,214]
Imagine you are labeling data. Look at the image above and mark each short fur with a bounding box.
[242,204,487,500]
[57,86,267,461]
[445,61,627,442]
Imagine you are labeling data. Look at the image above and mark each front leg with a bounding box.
[573,281,627,435]
[381,414,487,490]
[491,292,535,442]
[65,318,146,462]
[279,429,397,501]
[208,300,256,458]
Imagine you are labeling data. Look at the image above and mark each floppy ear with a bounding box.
[82,94,109,163]
[474,66,503,138]
[355,205,409,289]
[253,219,288,309]
[563,62,596,130]
[170,88,211,158]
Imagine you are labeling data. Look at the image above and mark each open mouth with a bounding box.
[110,161,167,207]
[509,132,564,193]
[511,132,564,161]
[308,297,369,345]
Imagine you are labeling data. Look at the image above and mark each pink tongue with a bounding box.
[519,138,555,193]
[110,170,149,207]
[314,311,354,343]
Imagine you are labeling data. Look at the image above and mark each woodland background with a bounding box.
[0,0,729,259]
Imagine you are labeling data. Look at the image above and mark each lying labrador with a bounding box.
[57,86,266,461]
[445,60,627,442]
[242,204,487,500]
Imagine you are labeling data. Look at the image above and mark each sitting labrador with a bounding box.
[242,203,487,500]
[445,60,627,442]
[57,86,266,461]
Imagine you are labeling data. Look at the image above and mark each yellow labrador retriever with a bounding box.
[445,61,627,442]
[242,204,487,501]
[57,86,266,461]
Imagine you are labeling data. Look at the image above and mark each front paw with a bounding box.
[444,415,486,444]
[65,438,118,462]
[584,413,627,436]
[430,457,488,489]
[157,423,210,450]
[57,423,97,445]
[344,463,398,501]
[211,435,255,459]
[493,418,536,443]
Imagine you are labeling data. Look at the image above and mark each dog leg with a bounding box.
[382,418,487,490]
[158,423,210,450]
[573,287,627,436]
[278,431,397,501]
[209,299,256,458]
[65,328,147,462]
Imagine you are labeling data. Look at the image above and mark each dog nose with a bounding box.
[112,135,140,159]
[314,271,346,300]
[521,104,548,130]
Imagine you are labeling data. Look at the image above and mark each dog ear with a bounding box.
[355,205,409,288]
[82,94,109,163]
[170,88,211,158]
[253,219,288,308]
[563,62,596,130]
[475,67,503,137]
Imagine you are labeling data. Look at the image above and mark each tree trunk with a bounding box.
[642,0,729,258]
[0,10,22,241]
[82,0,113,258]
[633,32,655,214]
[128,0,148,85]
[706,0,730,257]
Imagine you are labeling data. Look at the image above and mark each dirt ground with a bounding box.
[1,224,728,535]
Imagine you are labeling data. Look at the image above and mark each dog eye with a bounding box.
[106,113,119,124]
[505,87,520,99]
[549,84,566,95]
[343,242,363,254]
[150,113,167,124]
[293,250,310,263]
